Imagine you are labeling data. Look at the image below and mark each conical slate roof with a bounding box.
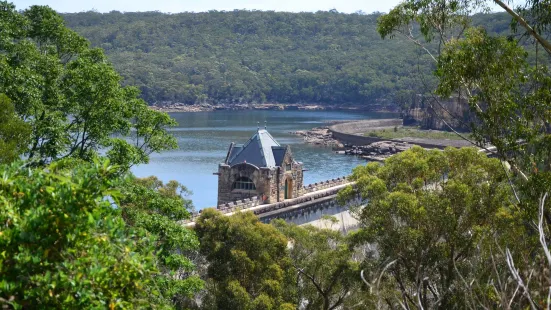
[226,129,286,168]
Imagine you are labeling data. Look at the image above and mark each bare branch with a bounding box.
[293,263,326,301]
[508,283,520,309]
[502,161,521,204]
[538,192,551,277]
[505,248,538,310]
[400,27,438,63]
[453,257,477,309]
[360,269,372,292]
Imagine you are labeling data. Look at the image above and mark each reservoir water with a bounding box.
[132,110,397,209]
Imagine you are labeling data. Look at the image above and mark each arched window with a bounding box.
[232,177,256,190]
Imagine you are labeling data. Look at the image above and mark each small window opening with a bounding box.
[232,177,256,190]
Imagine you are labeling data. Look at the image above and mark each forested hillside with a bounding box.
[62,11,511,106]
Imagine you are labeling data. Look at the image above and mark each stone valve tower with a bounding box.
[216,127,304,206]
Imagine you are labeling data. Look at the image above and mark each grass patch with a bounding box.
[365,126,467,140]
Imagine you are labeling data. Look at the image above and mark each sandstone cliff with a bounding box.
[403,95,471,131]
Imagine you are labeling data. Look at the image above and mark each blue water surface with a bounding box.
[132,110,397,209]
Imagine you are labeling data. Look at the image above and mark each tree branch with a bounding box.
[293,263,326,302]
[505,248,538,310]
[493,0,551,55]
[538,192,551,269]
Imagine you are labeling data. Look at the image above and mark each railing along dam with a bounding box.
[184,177,360,230]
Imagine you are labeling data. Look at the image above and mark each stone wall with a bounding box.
[218,196,263,213]
[300,176,349,195]
[329,119,403,147]
[188,196,264,221]
[250,183,352,220]
[207,177,349,218]
[330,131,387,147]
[296,208,360,233]
[258,194,362,227]
[275,149,304,201]
[329,119,402,135]
[187,179,355,224]
[217,162,275,205]
[266,167,279,204]
[329,120,468,150]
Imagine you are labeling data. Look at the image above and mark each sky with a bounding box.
[12,0,405,14]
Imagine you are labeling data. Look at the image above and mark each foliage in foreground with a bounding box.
[0,2,176,168]
[0,94,31,164]
[0,2,204,308]
[195,210,296,310]
[375,0,551,306]
[339,147,537,308]
[0,160,158,308]
[119,176,203,308]
[273,220,369,310]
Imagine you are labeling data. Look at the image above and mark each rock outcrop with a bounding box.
[402,95,471,131]
[290,127,343,147]
[149,102,399,113]
[341,141,413,161]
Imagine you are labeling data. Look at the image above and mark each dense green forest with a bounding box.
[61,10,511,107]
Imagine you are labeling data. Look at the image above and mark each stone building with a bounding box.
[216,128,304,206]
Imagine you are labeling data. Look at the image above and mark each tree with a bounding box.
[195,210,296,310]
[273,220,368,310]
[118,176,203,308]
[338,147,530,308]
[57,9,457,106]
[435,26,551,179]
[0,159,159,308]
[0,2,176,168]
[377,2,551,306]
[376,0,551,182]
[0,94,31,164]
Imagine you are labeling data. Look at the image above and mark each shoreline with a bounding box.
[292,118,474,161]
[290,126,343,147]
[149,102,399,113]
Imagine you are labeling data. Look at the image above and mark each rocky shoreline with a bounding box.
[291,118,473,162]
[291,125,416,161]
[149,102,398,113]
[339,141,413,162]
[290,126,344,147]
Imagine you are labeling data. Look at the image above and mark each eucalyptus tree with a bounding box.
[0,2,176,168]
[195,210,296,310]
[376,1,551,306]
[273,220,369,310]
[338,147,530,308]
[377,0,551,178]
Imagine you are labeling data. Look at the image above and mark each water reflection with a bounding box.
[133,110,397,209]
